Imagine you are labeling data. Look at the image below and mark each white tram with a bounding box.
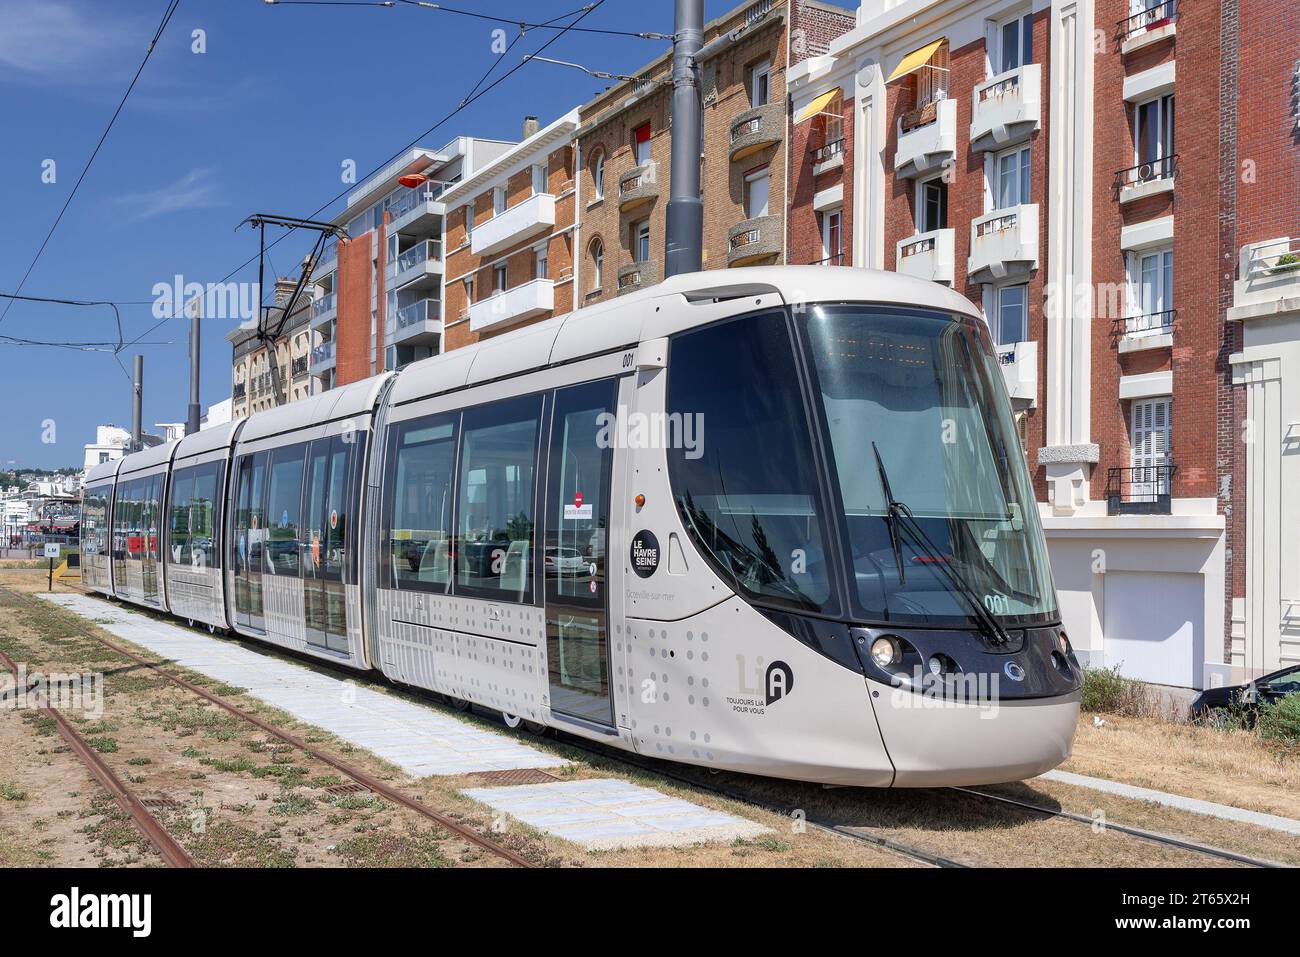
[83,267,1081,786]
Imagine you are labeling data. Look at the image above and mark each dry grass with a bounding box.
[1065,713,1300,821]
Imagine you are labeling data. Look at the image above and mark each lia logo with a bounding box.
[765,660,794,705]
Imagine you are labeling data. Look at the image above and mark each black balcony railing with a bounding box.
[811,138,844,164]
[1106,462,1177,515]
[1118,0,1176,41]
[809,253,845,266]
[1114,153,1178,192]
[1111,309,1176,338]
[291,356,309,377]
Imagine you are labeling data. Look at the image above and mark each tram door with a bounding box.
[303,437,351,654]
[544,379,618,728]
[232,453,267,631]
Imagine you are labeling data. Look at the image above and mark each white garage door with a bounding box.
[1102,571,1201,688]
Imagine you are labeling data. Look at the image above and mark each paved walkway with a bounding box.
[42,593,566,778]
[1041,769,1300,836]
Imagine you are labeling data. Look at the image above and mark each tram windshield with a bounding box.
[665,304,1058,628]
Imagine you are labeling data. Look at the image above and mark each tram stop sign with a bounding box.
[44,543,61,559]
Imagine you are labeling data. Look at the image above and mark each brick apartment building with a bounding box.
[309,137,515,390]
[575,0,794,303]
[227,277,315,420]
[787,0,1300,687]
[440,112,580,349]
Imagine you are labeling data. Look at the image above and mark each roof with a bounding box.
[439,111,581,205]
[390,265,982,405]
[118,439,178,476]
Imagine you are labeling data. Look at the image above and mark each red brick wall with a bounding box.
[787,89,853,265]
[790,0,856,67]
[335,232,372,386]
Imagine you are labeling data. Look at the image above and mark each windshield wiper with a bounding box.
[871,444,1010,647]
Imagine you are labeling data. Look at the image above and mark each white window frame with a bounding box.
[590,239,603,290]
[633,220,651,263]
[993,283,1029,346]
[633,123,652,166]
[1134,93,1175,168]
[1129,397,1172,497]
[592,150,605,199]
[916,174,947,233]
[493,263,508,294]
[532,163,547,195]
[989,144,1031,211]
[493,186,507,215]
[994,10,1033,75]
[534,244,548,280]
[744,166,770,219]
[751,58,771,107]
[820,207,842,264]
[464,205,474,239]
[1125,246,1174,335]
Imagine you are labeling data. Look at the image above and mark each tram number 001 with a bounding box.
[983,593,1010,615]
[622,351,635,369]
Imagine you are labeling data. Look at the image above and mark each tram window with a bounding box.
[81,485,109,556]
[387,416,458,591]
[266,445,306,577]
[169,463,221,570]
[665,311,836,614]
[169,468,195,565]
[455,395,543,603]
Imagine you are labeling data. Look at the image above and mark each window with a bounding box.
[494,263,508,293]
[592,150,605,199]
[266,445,305,577]
[535,245,548,280]
[916,43,950,109]
[995,284,1029,345]
[821,209,842,264]
[751,58,771,107]
[745,166,770,218]
[1130,397,1172,493]
[168,462,222,569]
[993,145,1031,209]
[387,415,458,591]
[464,204,474,239]
[455,395,543,602]
[917,176,948,232]
[1129,248,1173,333]
[493,186,507,215]
[666,310,836,613]
[532,163,547,195]
[1136,94,1175,168]
[996,11,1033,73]
[590,239,604,290]
[99,452,110,464]
[633,123,652,166]
[633,220,650,262]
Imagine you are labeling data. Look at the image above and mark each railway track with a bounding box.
[0,585,535,869]
[24,583,1285,870]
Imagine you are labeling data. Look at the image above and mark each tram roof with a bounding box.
[234,371,394,444]
[118,439,178,477]
[391,266,982,405]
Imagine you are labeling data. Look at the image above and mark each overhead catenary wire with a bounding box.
[0,0,183,328]
[117,0,610,352]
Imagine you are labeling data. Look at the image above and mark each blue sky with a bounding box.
[0,0,735,469]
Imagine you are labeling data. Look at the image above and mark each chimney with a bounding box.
[523,115,540,139]
[273,276,297,306]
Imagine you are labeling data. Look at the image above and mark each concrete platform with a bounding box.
[41,593,567,778]
[463,778,769,850]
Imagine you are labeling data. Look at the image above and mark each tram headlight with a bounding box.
[870,637,900,669]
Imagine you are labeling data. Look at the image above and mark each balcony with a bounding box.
[314,241,337,278]
[896,228,955,284]
[968,204,1039,284]
[1229,237,1300,322]
[1112,310,1176,352]
[1114,154,1177,203]
[811,137,844,173]
[291,356,309,379]
[729,101,783,162]
[310,291,336,328]
[727,215,781,266]
[310,340,335,372]
[619,162,660,212]
[389,239,443,291]
[969,64,1042,152]
[617,260,659,296]
[894,97,957,179]
[995,339,1038,406]
[232,382,246,401]
[471,193,555,257]
[392,298,443,346]
[468,278,554,333]
[1106,463,1177,516]
[1118,0,1176,53]
[808,253,846,266]
[387,184,446,235]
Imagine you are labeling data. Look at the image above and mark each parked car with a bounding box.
[1190,663,1300,722]
[544,545,587,577]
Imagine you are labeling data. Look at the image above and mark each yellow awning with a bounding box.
[795,89,839,124]
[887,38,946,82]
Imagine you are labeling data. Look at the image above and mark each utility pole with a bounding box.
[186,298,201,436]
[131,355,143,452]
[664,0,704,278]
